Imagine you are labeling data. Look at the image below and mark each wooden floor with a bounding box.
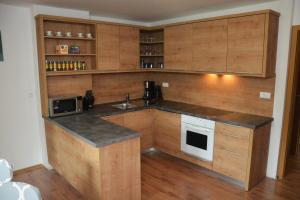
[14,151,300,200]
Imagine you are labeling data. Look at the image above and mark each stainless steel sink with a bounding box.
[112,103,137,110]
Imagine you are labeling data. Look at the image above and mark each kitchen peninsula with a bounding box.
[36,9,278,200]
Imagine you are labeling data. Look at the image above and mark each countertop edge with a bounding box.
[44,117,140,148]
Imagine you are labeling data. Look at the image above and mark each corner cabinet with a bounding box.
[164,10,279,77]
[96,24,139,71]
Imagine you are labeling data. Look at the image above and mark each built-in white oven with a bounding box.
[181,115,215,161]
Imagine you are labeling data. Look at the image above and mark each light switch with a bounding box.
[260,92,271,99]
[162,82,169,88]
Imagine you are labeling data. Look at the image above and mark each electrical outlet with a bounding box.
[162,82,169,88]
[260,92,271,99]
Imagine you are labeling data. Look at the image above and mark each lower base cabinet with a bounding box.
[102,109,153,152]
[213,122,271,190]
[45,121,141,200]
[102,109,271,190]
[153,110,181,154]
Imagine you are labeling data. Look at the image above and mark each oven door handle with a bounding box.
[183,122,213,133]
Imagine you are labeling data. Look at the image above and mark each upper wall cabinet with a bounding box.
[119,26,139,69]
[97,24,139,70]
[192,19,228,72]
[227,14,278,77]
[163,10,279,77]
[97,24,120,70]
[164,24,193,70]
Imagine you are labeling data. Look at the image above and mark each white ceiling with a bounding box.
[1,0,275,22]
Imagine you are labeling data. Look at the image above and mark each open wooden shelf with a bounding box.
[46,68,269,78]
[45,54,96,56]
[44,36,96,41]
[46,69,146,76]
[140,29,164,69]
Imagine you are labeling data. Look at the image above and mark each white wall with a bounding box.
[0,3,91,170]
[0,4,42,170]
[293,0,300,25]
[30,5,91,169]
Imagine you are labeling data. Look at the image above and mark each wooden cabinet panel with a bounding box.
[153,110,181,153]
[140,128,153,151]
[124,110,153,152]
[97,24,120,70]
[123,110,153,131]
[120,26,139,70]
[213,123,251,182]
[102,110,153,152]
[164,24,193,70]
[227,14,266,75]
[192,19,228,72]
[213,148,248,182]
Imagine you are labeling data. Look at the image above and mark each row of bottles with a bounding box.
[46,60,87,71]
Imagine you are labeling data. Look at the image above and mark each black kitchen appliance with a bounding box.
[143,81,155,105]
[143,81,163,105]
[154,85,163,102]
[83,90,95,110]
[48,96,83,117]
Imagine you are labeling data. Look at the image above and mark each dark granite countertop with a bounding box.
[152,101,273,129]
[46,99,273,148]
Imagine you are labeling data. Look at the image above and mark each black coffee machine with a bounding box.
[83,90,95,110]
[143,81,162,105]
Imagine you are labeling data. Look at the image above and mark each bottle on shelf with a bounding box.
[45,60,49,71]
[46,60,87,72]
[82,61,86,70]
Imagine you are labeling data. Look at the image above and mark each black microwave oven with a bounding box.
[49,96,83,117]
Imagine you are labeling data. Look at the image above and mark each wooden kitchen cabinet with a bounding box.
[192,19,228,72]
[119,26,139,69]
[97,24,120,70]
[163,11,278,77]
[153,110,181,153]
[164,24,193,70]
[102,110,153,152]
[123,110,154,151]
[213,122,271,190]
[97,24,139,70]
[227,13,279,77]
[45,121,141,200]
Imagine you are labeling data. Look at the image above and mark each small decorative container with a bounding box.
[69,44,80,54]
[56,45,68,54]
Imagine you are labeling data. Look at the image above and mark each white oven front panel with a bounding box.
[181,116,215,161]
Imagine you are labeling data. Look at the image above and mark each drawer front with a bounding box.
[213,123,251,181]
[213,147,248,181]
[216,122,250,140]
[214,131,250,157]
